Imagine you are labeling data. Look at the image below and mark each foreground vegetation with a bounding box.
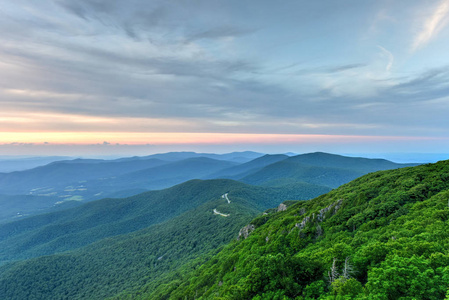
[137,161,449,299]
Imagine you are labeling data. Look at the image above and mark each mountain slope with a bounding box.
[120,151,264,163]
[0,177,323,266]
[0,157,242,222]
[289,152,418,172]
[75,157,241,199]
[0,158,169,194]
[0,179,241,264]
[206,154,289,179]
[0,197,258,300]
[104,157,238,190]
[241,152,417,188]
[0,156,71,172]
[0,179,316,299]
[138,161,449,299]
[241,160,365,188]
[0,194,82,223]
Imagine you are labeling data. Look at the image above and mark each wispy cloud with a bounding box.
[184,27,256,43]
[377,46,394,72]
[392,66,449,93]
[326,63,367,73]
[412,0,449,51]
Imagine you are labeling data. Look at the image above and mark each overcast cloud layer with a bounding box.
[1,0,449,154]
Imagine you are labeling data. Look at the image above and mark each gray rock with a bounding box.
[277,203,287,212]
[238,224,256,240]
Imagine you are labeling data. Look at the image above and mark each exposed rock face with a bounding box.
[295,199,343,231]
[296,215,311,230]
[277,203,287,212]
[238,224,256,240]
[317,199,343,222]
[334,199,343,212]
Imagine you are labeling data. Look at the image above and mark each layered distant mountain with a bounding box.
[124,150,265,163]
[0,151,264,196]
[0,152,262,222]
[0,156,72,173]
[207,154,290,179]
[87,157,239,193]
[0,157,169,194]
[240,152,418,188]
[0,152,418,223]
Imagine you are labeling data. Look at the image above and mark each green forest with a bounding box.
[0,179,319,299]
[0,158,448,299]
[134,161,449,299]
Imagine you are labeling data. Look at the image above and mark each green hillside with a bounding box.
[0,157,240,221]
[241,160,365,188]
[0,194,64,223]
[0,158,169,194]
[241,152,417,188]
[288,152,418,172]
[137,161,449,299]
[207,154,289,179]
[97,157,238,191]
[0,179,314,299]
[0,177,325,266]
[0,179,243,264]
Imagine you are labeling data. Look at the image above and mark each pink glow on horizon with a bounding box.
[0,131,445,146]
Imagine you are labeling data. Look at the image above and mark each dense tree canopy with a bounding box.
[136,161,449,299]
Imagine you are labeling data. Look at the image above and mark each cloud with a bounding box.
[0,0,448,143]
[412,0,449,51]
[55,0,255,43]
[56,0,121,20]
[377,46,394,72]
[184,27,256,43]
[55,0,170,40]
[393,66,449,92]
[2,142,35,146]
[326,63,367,73]
[264,63,366,76]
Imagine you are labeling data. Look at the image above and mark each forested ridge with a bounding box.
[0,152,412,224]
[134,160,449,299]
[0,157,443,300]
[0,179,314,299]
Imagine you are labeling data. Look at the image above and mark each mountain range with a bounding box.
[0,152,416,223]
[0,151,431,299]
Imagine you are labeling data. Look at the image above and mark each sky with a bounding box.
[1,0,449,157]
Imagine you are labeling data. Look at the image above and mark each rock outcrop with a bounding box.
[277,203,287,212]
[238,224,256,240]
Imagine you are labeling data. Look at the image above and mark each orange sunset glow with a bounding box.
[0,132,445,146]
